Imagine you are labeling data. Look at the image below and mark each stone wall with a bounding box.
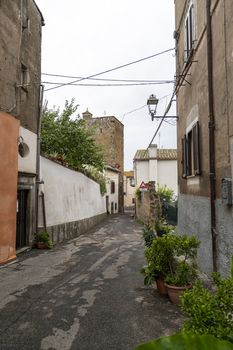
[0,0,43,133]
[136,183,160,226]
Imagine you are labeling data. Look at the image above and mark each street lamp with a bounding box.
[147,94,159,120]
[147,94,178,121]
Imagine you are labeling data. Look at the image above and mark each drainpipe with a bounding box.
[206,0,217,272]
[35,84,44,235]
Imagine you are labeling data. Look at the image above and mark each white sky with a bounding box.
[35,0,177,170]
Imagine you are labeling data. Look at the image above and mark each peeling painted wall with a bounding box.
[0,112,19,264]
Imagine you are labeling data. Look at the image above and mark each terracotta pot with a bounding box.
[156,279,168,295]
[165,283,192,305]
[36,242,48,249]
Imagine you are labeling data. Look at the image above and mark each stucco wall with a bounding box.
[0,112,19,264]
[178,194,233,278]
[105,169,119,213]
[134,161,149,186]
[124,176,135,208]
[157,160,178,196]
[38,157,106,242]
[18,126,37,174]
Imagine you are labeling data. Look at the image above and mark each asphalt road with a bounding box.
[0,214,182,350]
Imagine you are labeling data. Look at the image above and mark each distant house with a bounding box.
[123,171,135,210]
[133,145,177,196]
[105,165,121,214]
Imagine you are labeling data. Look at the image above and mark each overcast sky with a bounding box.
[35,0,176,170]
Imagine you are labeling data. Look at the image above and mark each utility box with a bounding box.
[221,178,232,206]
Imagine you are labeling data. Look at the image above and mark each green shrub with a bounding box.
[181,258,233,342]
[142,225,156,247]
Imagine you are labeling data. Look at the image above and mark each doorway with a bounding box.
[16,190,28,249]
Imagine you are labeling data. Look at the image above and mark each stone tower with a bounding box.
[82,110,124,212]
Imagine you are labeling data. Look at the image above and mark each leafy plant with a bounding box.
[134,334,233,350]
[37,232,53,249]
[154,218,174,237]
[165,260,198,287]
[156,185,174,204]
[135,188,142,201]
[164,235,200,287]
[145,234,177,281]
[143,234,200,287]
[142,224,156,247]
[181,257,233,341]
[140,264,158,286]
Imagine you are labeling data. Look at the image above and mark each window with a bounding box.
[110,181,115,194]
[182,121,200,177]
[185,4,195,60]
[21,64,29,89]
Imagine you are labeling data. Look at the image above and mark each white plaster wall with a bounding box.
[134,161,149,186]
[105,169,119,213]
[39,157,106,226]
[157,160,178,196]
[18,126,37,174]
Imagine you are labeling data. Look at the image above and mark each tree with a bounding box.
[41,99,104,172]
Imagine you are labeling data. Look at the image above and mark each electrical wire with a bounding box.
[42,81,174,87]
[42,72,174,84]
[44,47,175,92]
[120,104,147,122]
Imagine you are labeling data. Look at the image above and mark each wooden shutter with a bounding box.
[193,121,201,175]
[182,135,187,178]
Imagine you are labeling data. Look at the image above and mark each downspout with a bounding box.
[206,0,217,272]
[35,84,44,235]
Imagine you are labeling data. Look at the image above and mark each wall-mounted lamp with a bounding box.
[147,94,178,121]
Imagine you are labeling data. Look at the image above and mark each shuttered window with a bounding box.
[182,121,201,178]
[185,4,195,60]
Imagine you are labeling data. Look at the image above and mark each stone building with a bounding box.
[83,110,124,212]
[175,0,233,276]
[0,0,44,262]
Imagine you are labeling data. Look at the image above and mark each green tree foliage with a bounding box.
[41,99,104,172]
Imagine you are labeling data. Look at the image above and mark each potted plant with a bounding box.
[36,232,53,249]
[164,235,200,304]
[142,234,177,295]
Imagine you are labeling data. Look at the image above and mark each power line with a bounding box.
[44,47,175,92]
[42,81,174,87]
[120,104,147,122]
[42,72,174,84]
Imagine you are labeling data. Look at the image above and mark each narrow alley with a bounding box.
[0,214,182,350]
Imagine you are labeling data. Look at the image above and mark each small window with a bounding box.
[182,121,201,177]
[21,64,29,89]
[111,181,115,194]
[184,4,195,61]
[115,203,117,211]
